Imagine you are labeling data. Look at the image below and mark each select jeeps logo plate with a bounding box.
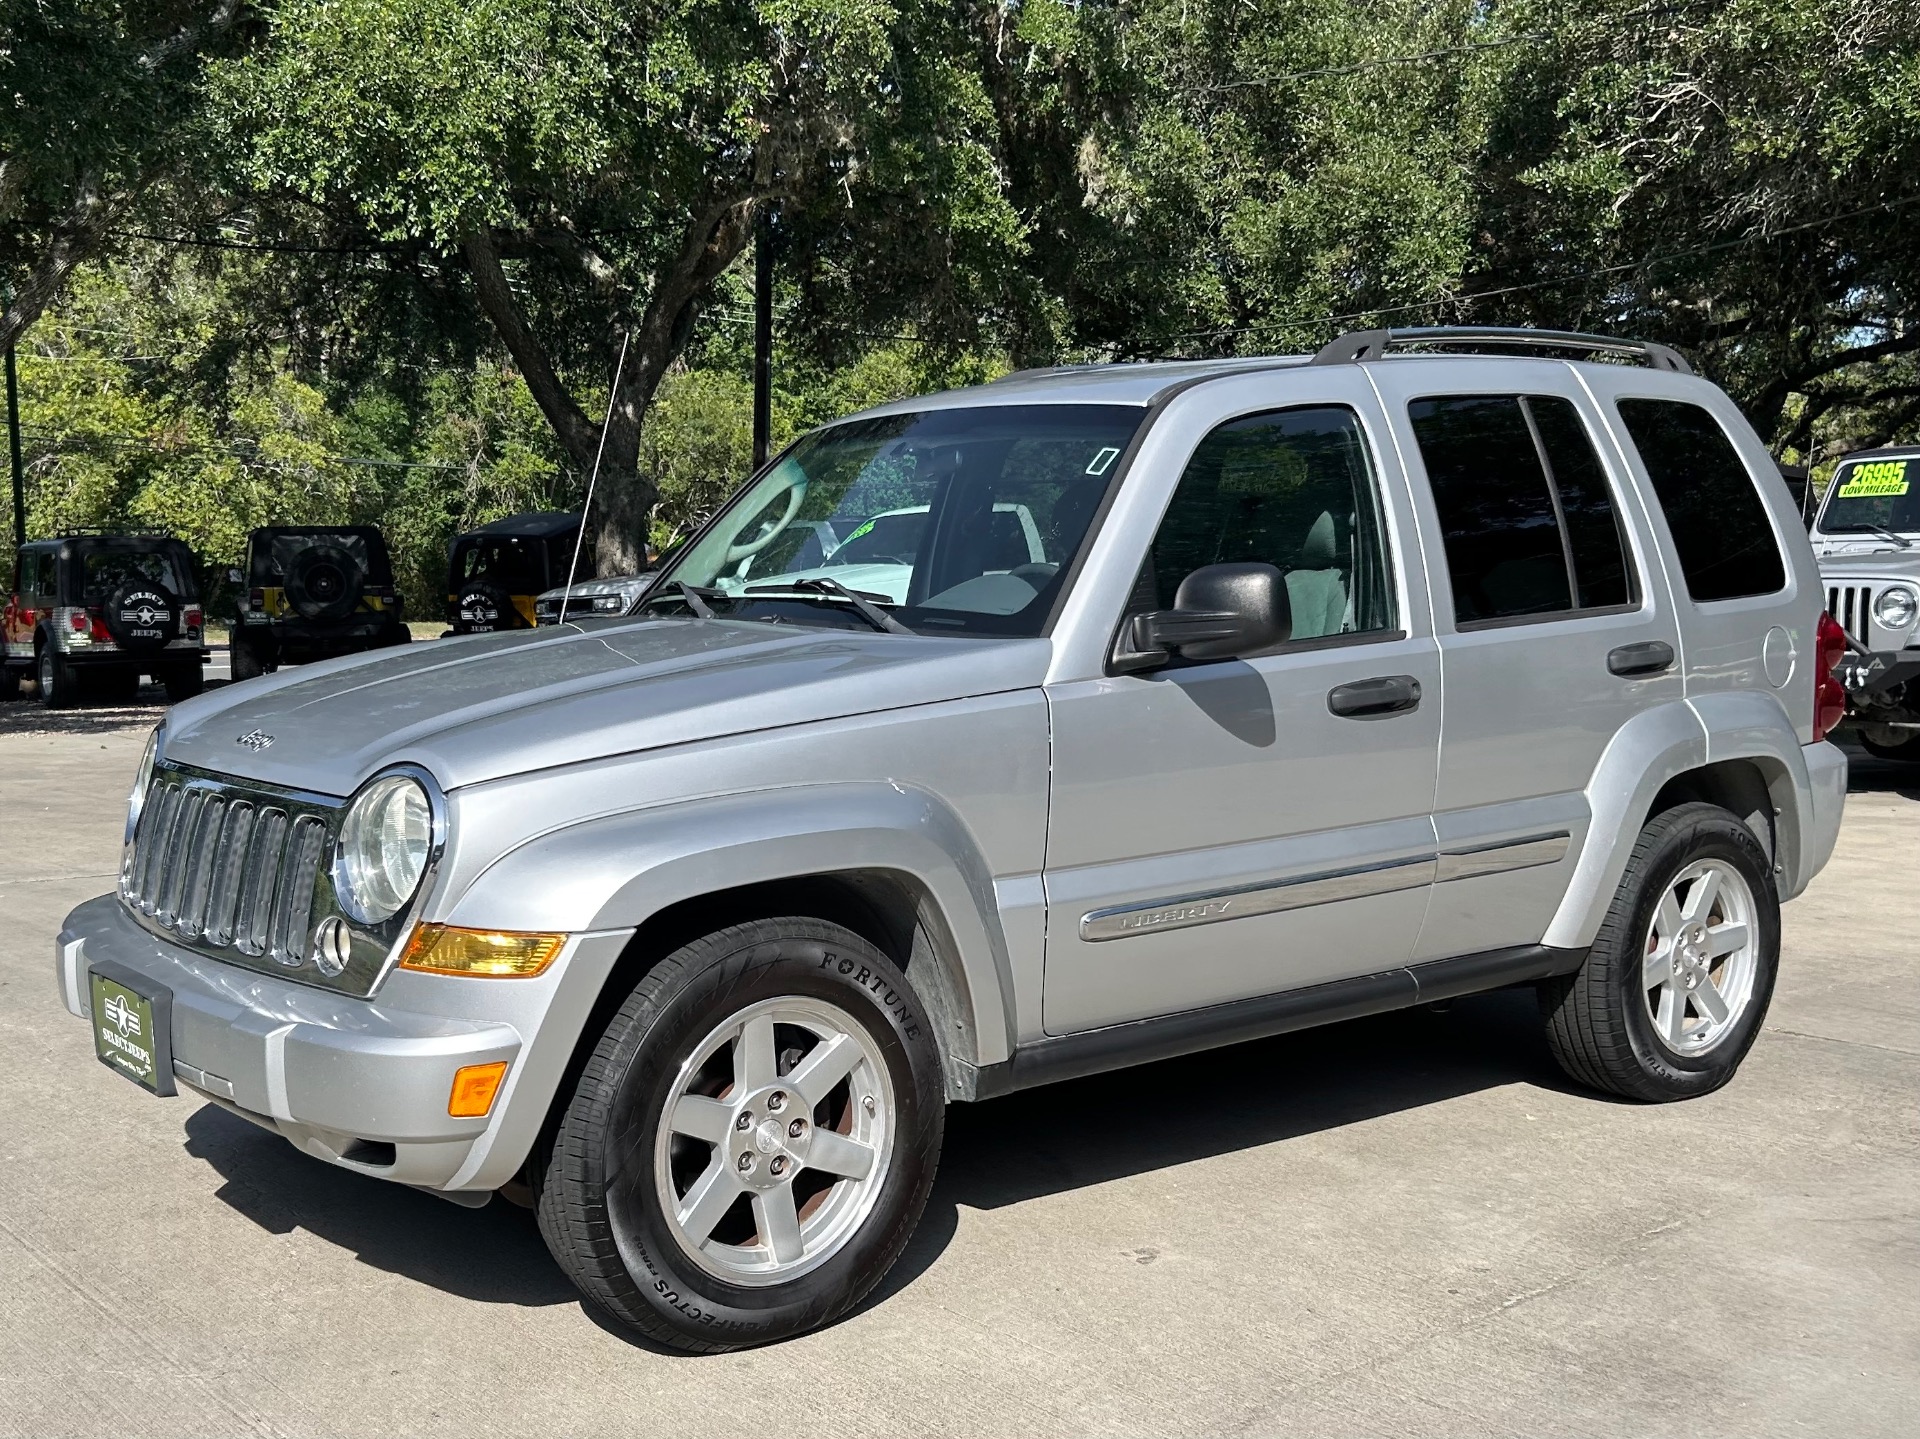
[118,588,172,641]
[236,730,275,750]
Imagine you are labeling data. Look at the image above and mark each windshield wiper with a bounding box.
[1863,523,1914,549]
[647,580,725,618]
[744,576,914,635]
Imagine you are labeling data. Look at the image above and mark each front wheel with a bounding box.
[537,918,945,1351]
[1540,802,1779,1102]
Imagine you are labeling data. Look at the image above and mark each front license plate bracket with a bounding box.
[88,960,177,1096]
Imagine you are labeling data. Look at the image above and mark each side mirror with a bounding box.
[1112,562,1291,672]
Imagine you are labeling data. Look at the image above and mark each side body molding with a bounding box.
[437,782,1019,1070]
[1544,700,1707,949]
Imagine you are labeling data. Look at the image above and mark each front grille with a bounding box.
[1828,584,1874,642]
[121,769,334,969]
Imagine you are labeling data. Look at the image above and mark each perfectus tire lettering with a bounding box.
[821,951,921,1039]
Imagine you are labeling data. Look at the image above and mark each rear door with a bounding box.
[1040,369,1442,1034]
[1366,358,1685,959]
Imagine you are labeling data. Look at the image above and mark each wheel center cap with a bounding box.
[753,1118,784,1156]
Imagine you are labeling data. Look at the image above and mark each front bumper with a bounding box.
[56,894,633,1192]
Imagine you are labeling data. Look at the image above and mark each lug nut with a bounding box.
[788,1118,806,1138]
[770,1156,788,1177]
[767,1091,786,1112]
[735,1112,752,1131]
[737,1153,755,1173]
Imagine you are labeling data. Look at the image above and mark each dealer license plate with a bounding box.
[90,969,175,1095]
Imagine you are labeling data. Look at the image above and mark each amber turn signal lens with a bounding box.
[449,1061,510,1118]
[399,924,565,977]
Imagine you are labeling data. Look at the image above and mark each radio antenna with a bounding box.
[560,330,632,622]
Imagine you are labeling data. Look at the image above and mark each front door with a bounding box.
[1041,375,1441,1035]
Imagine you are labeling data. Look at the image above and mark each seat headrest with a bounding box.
[1300,510,1338,568]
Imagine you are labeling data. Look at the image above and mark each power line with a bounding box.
[20,425,463,471]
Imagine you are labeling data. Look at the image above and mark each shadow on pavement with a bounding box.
[868,984,1565,1310]
[0,679,231,737]
[181,1105,577,1308]
[1837,738,1920,799]
[178,985,1565,1341]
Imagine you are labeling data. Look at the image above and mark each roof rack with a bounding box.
[1310,326,1693,374]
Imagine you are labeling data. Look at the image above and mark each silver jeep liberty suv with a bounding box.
[58,326,1847,1350]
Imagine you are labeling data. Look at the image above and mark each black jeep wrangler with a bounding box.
[446,511,585,634]
[2,533,209,707]
[229,526,411,681]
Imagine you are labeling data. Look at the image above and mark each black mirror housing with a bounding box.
[1112,562,1292,670]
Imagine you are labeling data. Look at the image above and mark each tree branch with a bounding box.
[460,228,602,468]
[0,170,115,351]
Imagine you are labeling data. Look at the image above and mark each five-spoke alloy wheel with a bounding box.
[537,918,944,1351]
[1542,802,1780,1101]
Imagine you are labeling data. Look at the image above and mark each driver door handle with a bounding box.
[1327,674,1422,719]
[1607,640,1675,677]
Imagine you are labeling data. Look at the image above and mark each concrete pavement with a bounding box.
[1,691,1915,1436]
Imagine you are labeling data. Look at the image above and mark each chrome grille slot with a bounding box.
[136,782,182,914]
[269,816,327,966]
[174,795,228,940]
[202,801,254,947]
[155,788,206,926]
[237,808,289,956]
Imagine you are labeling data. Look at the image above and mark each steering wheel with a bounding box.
[723,480,809,564]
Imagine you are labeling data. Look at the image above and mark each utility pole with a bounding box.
[752,206,774,471]
[5,325,22,551]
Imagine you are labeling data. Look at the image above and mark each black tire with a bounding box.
[1859,732,1920,763]
[285,544,366,621]
[537,918,945,1351]
[101,581,181,655]
[229,639,266,682]
[1540,802,1779,1102]
[163,665,205,702]
[36,643,76,709]
[453,579,525,633]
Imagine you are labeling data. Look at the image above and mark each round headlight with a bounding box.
[1874,585,1918,631]
[334,774,434,924]
[125,726,161,844]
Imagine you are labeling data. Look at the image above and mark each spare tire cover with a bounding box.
[103,582,181,653]
[455,579,525,632]
[285,543,366,621]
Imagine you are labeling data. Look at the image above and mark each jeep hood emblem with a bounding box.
[236,730,275,751]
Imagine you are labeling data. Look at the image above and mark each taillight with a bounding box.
[1812,611,1847,742]
[88,612,112,642]
[67,609,89,632]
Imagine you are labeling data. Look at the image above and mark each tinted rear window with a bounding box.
[1616,399,1786,602]
[82,548,189,602]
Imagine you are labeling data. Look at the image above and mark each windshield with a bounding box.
[82,548,189,602]
[1817,456,1920,536]
[651,404,1145,636]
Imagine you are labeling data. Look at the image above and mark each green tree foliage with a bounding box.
[215,0,1024,573]
[0,1,246,349]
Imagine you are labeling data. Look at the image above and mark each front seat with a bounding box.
[1285,511,1347,639]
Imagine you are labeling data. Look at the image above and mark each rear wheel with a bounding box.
[536,918,944,1351]
[36,644,75,709]
[162,665,204,702]
[1540,802,1778,1102]
[229,639,266,682]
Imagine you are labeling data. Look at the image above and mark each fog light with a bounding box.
[310,916,353,976]
[398,924,565,977]
[449,1061,510,1117]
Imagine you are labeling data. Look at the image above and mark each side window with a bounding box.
[34,552,56,598]
[1408,394,1636,625]
[1615,398,1787,602]
[1136,405,1396,643]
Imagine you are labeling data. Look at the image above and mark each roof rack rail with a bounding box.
[1310,326,1693,374]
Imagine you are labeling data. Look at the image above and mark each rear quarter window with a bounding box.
[1615,399,1786,602]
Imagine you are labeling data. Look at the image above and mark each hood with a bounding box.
[1817,549,1920,581]
[164,618,1050,794]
